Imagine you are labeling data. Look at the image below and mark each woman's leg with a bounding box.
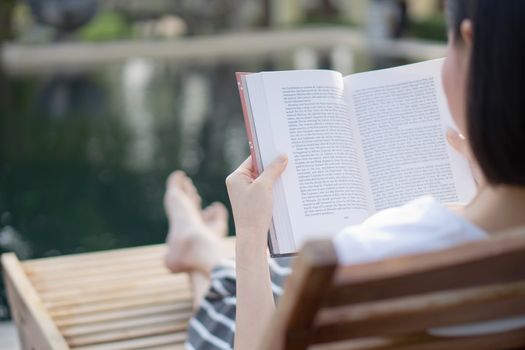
[189,272,213,309]
[162,171,293,349]
[163,170,230,308]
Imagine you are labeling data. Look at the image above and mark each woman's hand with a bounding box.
[226,155,288,246]
[446,128,485,187]
[229,155,287,350]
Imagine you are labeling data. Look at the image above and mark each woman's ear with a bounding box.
[460,19,473,47]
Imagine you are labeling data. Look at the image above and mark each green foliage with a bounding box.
[78,11,132,42]
[0,0,16,41]
[406,15,447,42]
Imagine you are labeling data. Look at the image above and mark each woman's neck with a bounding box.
[462,184,525,233]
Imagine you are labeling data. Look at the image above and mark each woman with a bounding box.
[164,1,525,349]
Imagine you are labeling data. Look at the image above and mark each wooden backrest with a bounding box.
[261,227,525,350]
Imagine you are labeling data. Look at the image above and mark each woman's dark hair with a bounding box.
[447,0,525,185]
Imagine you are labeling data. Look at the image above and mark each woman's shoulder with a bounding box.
[333,196,488,265]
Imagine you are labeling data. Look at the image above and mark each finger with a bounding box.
[446,129,486,187]
[257,154,288,185]
[237,156,254,171]
[446,128,468,155]
[226,157,255,186]
[234,156,256,178]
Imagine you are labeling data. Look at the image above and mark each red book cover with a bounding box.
[235,72,260,175]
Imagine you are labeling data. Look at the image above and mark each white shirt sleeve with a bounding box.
[333,196,487,265]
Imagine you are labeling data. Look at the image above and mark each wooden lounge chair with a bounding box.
[1,238,234,350]
[262,227,525,350]
[2,229,525,350]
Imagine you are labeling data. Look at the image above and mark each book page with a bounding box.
[344,59,476,212]
[246,70,371,252]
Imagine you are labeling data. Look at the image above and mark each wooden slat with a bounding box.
[26,258,167,284]
[55,303,193,328]
[50,292,191,319]
[26,259,167,284]
[25,251,165,274]
[44,281,187,309]
[312,281,525,343]
[309,328,525,350]
[325,229,525,307]
[32,268,174,292]
[39,275,189,302]
[61,312,193,337]
[1,253,70,350]
[143,345,186,350]
[71,332,187,350]
[67,321,188,347]
[47,288,188,314]
[25,238,234,272]
[24,245,166,268]
[308,337,395,350]
[383,329,525,350]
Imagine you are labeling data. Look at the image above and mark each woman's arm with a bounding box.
[226,155,288,350]
[235,234,274,349]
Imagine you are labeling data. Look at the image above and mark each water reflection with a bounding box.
[1,60,252,258]
[0,50,370,318]
[37,73,107,120]
[122,59,156,171]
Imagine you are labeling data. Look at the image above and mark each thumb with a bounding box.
[446,128,468,155]
[257,154,288,185]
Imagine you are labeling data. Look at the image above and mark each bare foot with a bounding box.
[164,171,226,274]
[202,202,229,238]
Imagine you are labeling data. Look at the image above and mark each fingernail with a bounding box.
[278,154,288,163]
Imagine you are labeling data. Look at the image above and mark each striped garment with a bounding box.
[186,256,294,350]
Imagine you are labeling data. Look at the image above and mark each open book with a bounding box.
[236,59,476,257]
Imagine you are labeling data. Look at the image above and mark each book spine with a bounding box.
[235,72,260,175]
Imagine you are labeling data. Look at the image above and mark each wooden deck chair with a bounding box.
[261,227,525,350]
[3,230,525,350]
[1,238,235,350]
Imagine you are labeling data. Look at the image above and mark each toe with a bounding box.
[202,202,226,220]
[166,171,186,190]
[202,202,229,237]
[182,177,202,208]
[166,171,201,208]
[202,203,217,220]
[211,202,228,219]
